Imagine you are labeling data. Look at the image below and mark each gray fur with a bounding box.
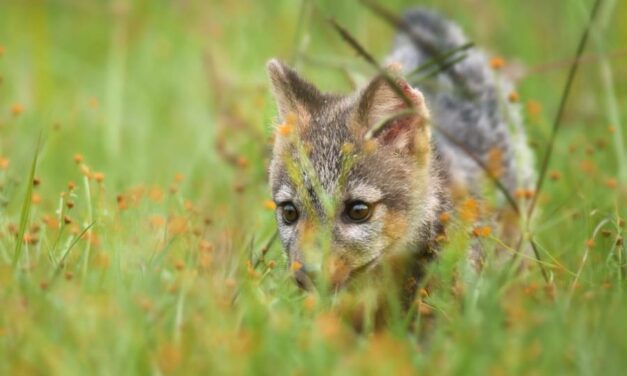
[267,8,534,295]
[387,8,535,193]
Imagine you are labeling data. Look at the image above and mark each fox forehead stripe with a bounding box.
[349,184,383,202]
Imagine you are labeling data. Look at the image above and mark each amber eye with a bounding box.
[280,202,299,225]
[345,201,372,223]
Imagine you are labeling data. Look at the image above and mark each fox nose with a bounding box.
[293,266,317,291]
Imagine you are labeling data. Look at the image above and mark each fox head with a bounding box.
[267,59,441,290]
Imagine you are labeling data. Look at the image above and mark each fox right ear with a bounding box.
[353,72,431,161]
[267,59,322,124]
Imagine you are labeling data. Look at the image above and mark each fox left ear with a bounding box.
[267,59,322,124]
[353,71,431,158]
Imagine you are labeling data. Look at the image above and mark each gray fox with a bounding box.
[266,8,534,300]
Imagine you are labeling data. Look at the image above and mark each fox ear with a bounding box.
[267,59,322,123]
[353,72,431,157]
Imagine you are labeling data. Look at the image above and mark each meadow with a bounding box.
[0,0,626,374]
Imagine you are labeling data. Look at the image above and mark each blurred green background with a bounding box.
[0,0,625,374]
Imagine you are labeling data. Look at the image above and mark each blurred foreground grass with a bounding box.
[0,0,626,374]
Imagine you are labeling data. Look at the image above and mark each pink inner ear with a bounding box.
[380,115,416,151]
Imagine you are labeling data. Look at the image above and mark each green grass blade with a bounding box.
[12,137,41,269]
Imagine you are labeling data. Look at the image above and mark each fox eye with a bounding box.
[280,202,299,225]
[345,201,372,223]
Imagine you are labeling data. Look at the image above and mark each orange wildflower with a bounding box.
[487,147,504,178]
[174,260,185,271]
[23,233,38,245]
[93,172,105,183]
[148,215,166,229]
[11,103,23,116]
[459,198,479,222]
[290,261,303,272]
[168,216,188,235]
[489,56,506,70]
[472,226,492,238]
[31,193,42,205]
[277,122,293,136]
[605,178,618,189]
[263,199,277,210]
[303,295,317,311]
[148,186,164,203]
[236,156,249,168]
[507,91,519,103]
[515,189,534,200]
[549,170,561,181]
[42,215,59,229]
[116,195,128,210]
[526,100,542,118]
[0,157,8,170]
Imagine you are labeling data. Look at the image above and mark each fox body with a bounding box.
[267,9,533,297]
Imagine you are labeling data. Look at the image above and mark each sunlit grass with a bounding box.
[0,0,625,374]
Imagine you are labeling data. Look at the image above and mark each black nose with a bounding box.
[293,268,315,291]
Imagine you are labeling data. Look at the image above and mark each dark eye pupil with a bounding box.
[347,201,371,222]
[281,203,299,224]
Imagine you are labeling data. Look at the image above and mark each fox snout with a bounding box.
[292,257,352,292]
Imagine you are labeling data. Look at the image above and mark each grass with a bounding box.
[0,0,626,374]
